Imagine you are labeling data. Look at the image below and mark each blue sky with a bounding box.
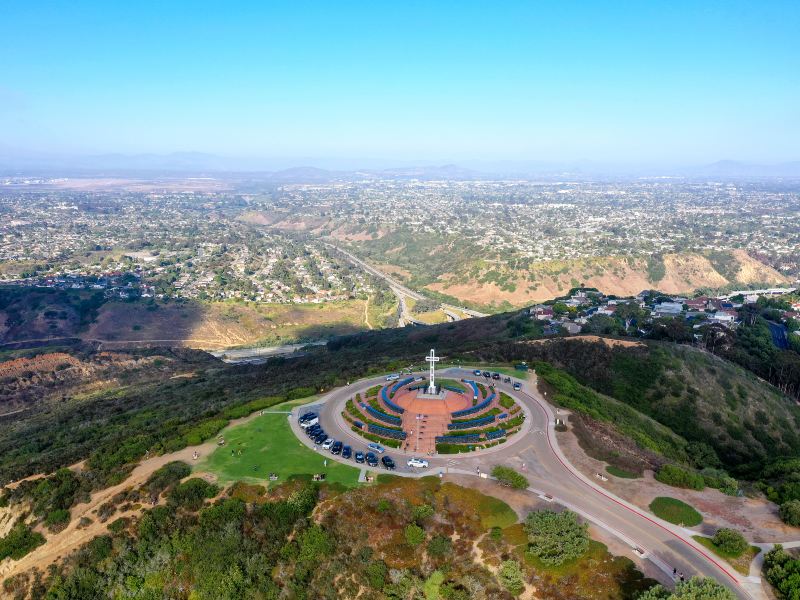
[1,1,798,165]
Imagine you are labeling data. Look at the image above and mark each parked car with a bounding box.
[321,438,334,450]
[513,382,522,391]
[331,441,343,455]
[355,451,365,464]
[492,372,500,380]
[381,456,396,470]
[365,452,379,467]
[386,374,400,381]
[314,433,327,444]
[503,376,511,383]
[299,416,319,428]
[342,445,352,459]
[367,443,385,454]
[407,457,429,468]
[473,369,482,376]
[299,411,317,422]
[482,371,491,378]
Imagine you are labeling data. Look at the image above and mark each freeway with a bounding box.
[289,368,762,599]
[323,242,488,319]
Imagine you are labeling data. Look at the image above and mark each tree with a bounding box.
[498,560,525,595]
[779,499,800,526]
[637,577,734,599]
[523,510,588,566]
[711,528,748,556]
[405,524,425,546]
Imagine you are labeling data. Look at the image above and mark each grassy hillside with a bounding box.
[487,338,800,480]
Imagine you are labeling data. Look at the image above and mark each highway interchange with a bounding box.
[289,367,764,600]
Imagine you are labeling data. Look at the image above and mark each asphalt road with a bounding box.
[290,368,761,599]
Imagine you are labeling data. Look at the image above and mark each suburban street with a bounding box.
[290,367,763,600]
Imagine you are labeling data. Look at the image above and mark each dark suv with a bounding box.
[342,445,352,459]
[365,452,378,467]
[331,441,343,455]
[355,451,365,464]
[381,456,396,470]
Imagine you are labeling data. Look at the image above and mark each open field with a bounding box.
[195,412,362,487]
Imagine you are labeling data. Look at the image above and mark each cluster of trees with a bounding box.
[637,577,734,599]
[764,544,800,599]
[524,510,589,566]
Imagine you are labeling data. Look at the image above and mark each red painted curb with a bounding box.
[527,391,744,588]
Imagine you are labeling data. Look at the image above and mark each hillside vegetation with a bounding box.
[0,287,375,350]
[485,338,800,482]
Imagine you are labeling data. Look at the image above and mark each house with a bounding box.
[653,302,684,317]
[709,310,737,324]
[562,321,582,335]
[685,296,711,311]
[529,305,554,320]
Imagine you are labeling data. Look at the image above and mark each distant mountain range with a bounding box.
[1,150,799,180]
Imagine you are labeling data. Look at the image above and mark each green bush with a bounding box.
[649,497,703,526]
[498,560,526,595]
[405,523,425,546]
[0,522,46,561]
[779,500,800,526]
[143,461,191,498]
[45,508,71,528]
[655,464,705,490]
[638,576,734,599]
[167,478,219,511]
[412,504,434,522]
[764,544,800,599]
[427,535,451,557]
[711,528,748,556]
[492,466,528,489]
[523,509,589,566]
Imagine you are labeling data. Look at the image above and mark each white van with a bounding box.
[386,374,400,381]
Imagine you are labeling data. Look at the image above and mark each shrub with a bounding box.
[167,478,219,511]
[638,576,734,599]
[492,466,528,489]
[764,544,800,599]
[655,465,704,490]
[143,461,191,499]
[0,522,46,561]
[780,500,800,526]
[405,524,425,546]
[523,510,589,566]
[649,497,703,526]
[711,528,748,556]
[413,504,434,522]
[498,560,526,595]
[44,508,71,528]
[427,535,451,557]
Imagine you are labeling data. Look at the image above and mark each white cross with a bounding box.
[426,348,439,394]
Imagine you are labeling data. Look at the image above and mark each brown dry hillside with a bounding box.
[428,251,786,307]
[0,287,370,350]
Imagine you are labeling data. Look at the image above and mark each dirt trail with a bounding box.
[364,296,373,330]
[0,409,268,580]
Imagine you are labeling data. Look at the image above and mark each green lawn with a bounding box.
[606,465,641,479]
[692,535,760,575]
[649,497,703,526]
[195,412,362,487]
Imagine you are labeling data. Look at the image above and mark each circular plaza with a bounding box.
[340,350,527,456]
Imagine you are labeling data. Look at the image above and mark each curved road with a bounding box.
[289,368,762,600]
